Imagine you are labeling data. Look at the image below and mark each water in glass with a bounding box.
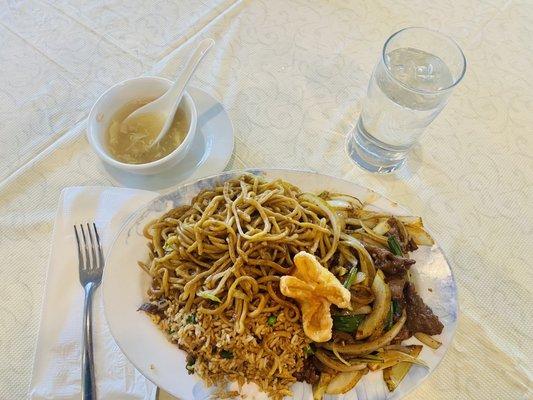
[348,38,461,173]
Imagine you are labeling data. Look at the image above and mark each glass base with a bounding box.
[346,119,408,173]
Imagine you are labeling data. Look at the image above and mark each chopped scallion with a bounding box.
[387,235,403,256]
[198,291,222,303]
[332,314,365,333]
[220,350,234,359]
[343,266,358,289]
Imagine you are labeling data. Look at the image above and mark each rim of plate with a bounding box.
[103,168,459,400]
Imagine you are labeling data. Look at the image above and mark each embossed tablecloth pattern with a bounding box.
[0,1,531,399]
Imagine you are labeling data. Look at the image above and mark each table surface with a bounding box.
[0,1,531,399]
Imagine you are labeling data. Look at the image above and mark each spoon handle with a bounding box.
[153,38,214,145]
[167,38,214,107]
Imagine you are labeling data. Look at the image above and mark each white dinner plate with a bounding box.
[101,86,234,192]
[103,169,458,400]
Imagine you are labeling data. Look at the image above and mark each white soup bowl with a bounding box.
[87,76,197,175]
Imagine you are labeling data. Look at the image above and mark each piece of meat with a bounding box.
[405,238,418,252]
[185,353,196,375]
[386,218,402,240]
[332,331,356,344]
[391,325,412,344]
[386,218,418,253]
[350,285,374,305]
[386,276,407,301]
[404,283,443,335]
[186,353,196,364]
[137,299,169,316]
[294,356,320,385]
[388,282,406,326]
[137,302,161,315]
[365,245,416,276]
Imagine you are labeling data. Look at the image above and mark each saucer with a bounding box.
[101,86,234,192]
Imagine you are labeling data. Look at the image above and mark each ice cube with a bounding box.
[416,63,435,81]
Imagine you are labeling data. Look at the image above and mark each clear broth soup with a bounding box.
[106,98,189,164]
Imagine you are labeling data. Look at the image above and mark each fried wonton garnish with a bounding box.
[280,251,351,342]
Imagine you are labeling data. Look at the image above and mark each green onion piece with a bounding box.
[332,314,365,333]
[304,344,315,356]
[387,235,403,256]
[392,299,399,315]
[386,303,394,331]
[185,357,196,375]
[353,353,385,362]
[198,291,222,303]
[186,314,197,324]
[163,236,176,252]
[220,350,234,359]
[386,300,399,331]
[267,315,277,326]
[185,359,195,374]
[343,266,358,289]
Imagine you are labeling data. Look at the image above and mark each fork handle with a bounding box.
[82,282,97,400]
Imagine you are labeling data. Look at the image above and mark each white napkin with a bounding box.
[29,187,159,400]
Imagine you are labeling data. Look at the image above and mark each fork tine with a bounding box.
[80,224,92,270]
[87,223,98,270]
[74,225,85,270]
[93,223,104,270]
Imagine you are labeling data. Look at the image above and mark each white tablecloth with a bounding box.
[0,1,531,399]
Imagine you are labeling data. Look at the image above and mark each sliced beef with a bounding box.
[186,353,196,364]
[405,238,418,252]
[138,302,161,315]
[386,218,418,253]
[332,331,356,344]
[392,325,412,344]
[386,218,402,240]
[366,245,416,276]
[387,277,406,326]
[349,285,374,305]
[405,283,443,336]
[294,356,320,385]
[137,299,169,316]
[386,276,407,302]
[185,353,196,375]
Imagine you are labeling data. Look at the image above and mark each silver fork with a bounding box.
[74,223,104,400]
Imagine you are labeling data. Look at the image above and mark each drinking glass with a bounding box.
[347,27,466,173]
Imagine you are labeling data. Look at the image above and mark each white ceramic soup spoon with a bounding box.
[120,38,214,148]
